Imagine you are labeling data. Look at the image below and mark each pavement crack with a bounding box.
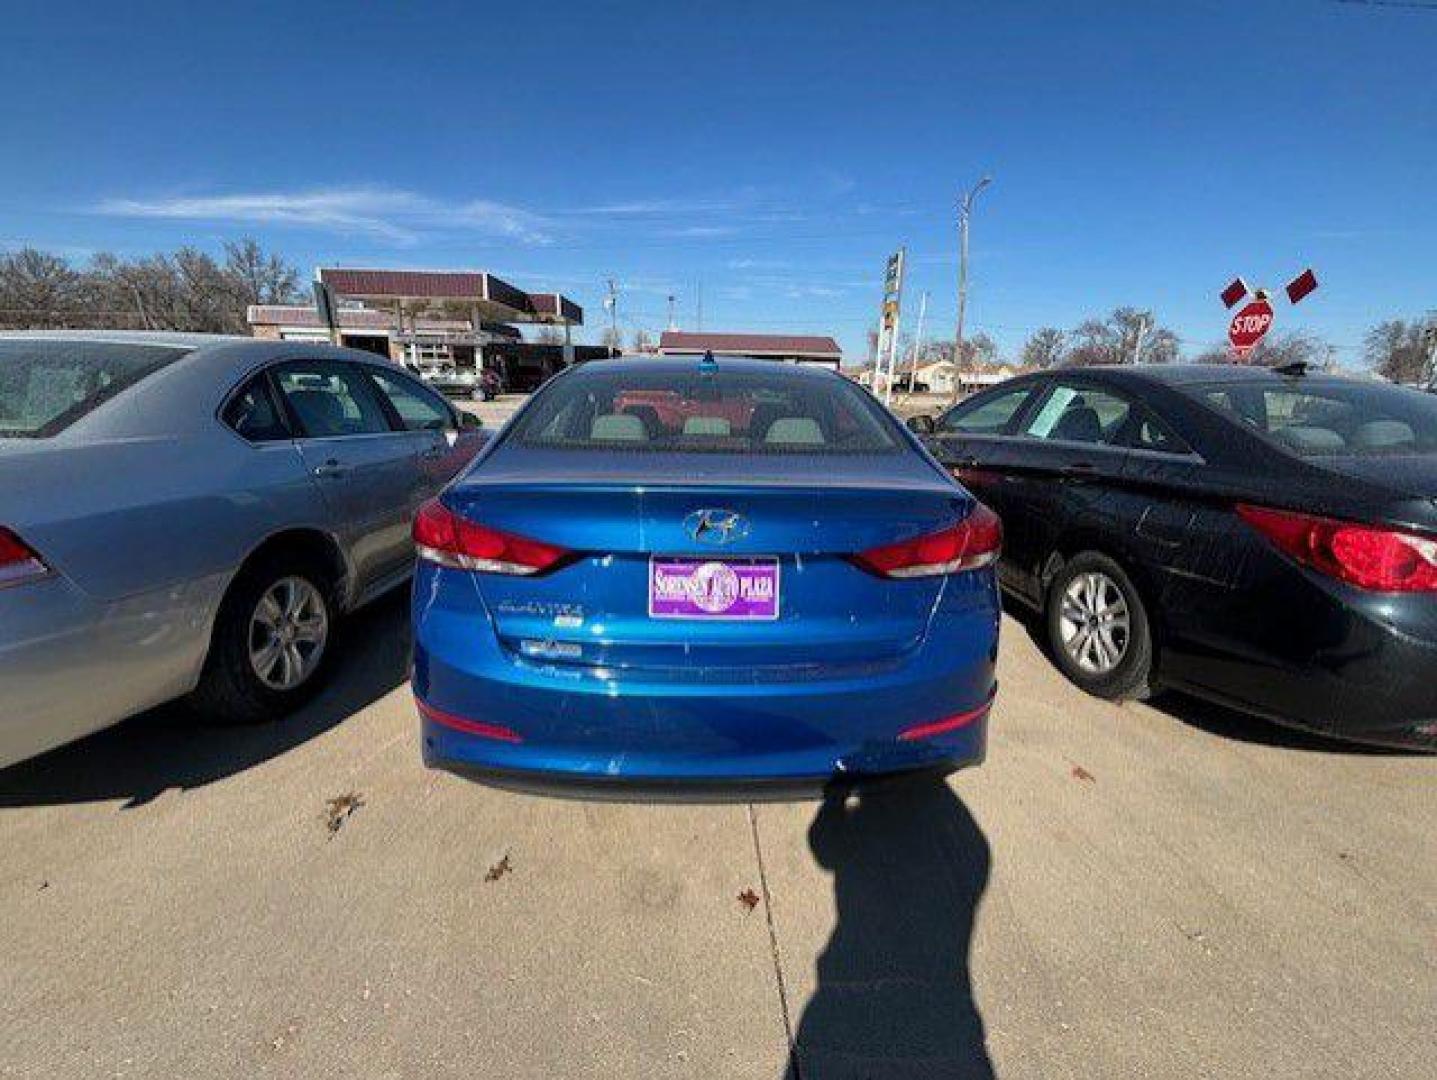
[746,801,802,1080]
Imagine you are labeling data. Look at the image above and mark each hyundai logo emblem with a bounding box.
[684,508,750,546]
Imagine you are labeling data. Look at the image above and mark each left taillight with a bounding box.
[851,503,1002,579]
[0,527,48,588]
[412,498,570,576]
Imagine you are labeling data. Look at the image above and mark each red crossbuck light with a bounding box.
[0,528,48,587]
[1237,504,1437,593]
[413,499,570,576]
[851,504,1002,579]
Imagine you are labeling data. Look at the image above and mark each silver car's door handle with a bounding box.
[312,459,348,480]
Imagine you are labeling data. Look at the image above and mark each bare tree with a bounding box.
[958,331,998,368]
[631,328,653,352]
[1192,330,1332,368]
[1,241,306,334]
[223,239,299,306]
[1020,327,1066,369]
[0,248,84,328]
[532,325,563,345]
[600,326,624,350]
[1065,308,1178,366]
[1365,317,1434,384]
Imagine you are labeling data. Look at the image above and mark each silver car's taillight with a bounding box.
[0,528,49,588]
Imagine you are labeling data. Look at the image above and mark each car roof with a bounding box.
[0,329,249,349]
[572,355,839,380]
[0,330,392,379]
[1052,362,1362,388]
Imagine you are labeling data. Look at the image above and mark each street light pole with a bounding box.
[951,175,992,407]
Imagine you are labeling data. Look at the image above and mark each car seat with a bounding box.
[287,389,348,437]
[1051,403,1103,443]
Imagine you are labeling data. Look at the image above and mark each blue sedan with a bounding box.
[411,356,1000,790]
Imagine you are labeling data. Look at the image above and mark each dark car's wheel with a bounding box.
[190,552,336,724]
[1045,551,1154,701]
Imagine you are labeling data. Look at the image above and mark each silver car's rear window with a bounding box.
[0,341,191,438]
[508,367,902,454]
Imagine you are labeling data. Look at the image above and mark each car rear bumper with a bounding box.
[411,564,999,785]
[1163,565,1437,751]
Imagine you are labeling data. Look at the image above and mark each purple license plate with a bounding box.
[648,557,780,620]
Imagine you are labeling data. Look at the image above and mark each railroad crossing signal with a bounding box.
[1219,269,1318,361]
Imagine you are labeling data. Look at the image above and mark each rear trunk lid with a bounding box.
[445,450,972,676]
[1299,453,1437,533]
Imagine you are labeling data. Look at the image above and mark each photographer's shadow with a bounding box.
[787,776,994,1079]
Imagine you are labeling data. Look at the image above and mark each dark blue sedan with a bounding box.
[410,356,1000,790]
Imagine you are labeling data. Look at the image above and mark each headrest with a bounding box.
[683,416,731,437]
[764,416,825,445]
[590,413,647,441]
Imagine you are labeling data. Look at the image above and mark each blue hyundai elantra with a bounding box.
[411,356,1000,791]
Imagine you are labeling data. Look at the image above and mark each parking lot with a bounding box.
[3,593,1432,1080]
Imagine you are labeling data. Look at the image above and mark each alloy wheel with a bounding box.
[248,576,329,691]
[1058,571,1130,675]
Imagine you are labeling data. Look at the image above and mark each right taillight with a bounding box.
[1236,504,1437,592]
[0,528,48,588]
[412,498,571,576]
[851,503,1002,579]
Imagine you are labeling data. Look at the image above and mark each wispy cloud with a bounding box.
[565,196,748,217]
[93,186,553,246]
[726,257,790,270]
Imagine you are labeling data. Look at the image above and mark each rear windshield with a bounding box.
[1188,378,1437,458]
[508,366,902,454]
[0,340,190,438]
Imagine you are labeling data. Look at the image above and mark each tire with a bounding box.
[1044,551,1154,701]
[189,551,337,725]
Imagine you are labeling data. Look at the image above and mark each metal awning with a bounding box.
[316,268,582,326]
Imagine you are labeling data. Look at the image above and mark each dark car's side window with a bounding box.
[273,361,393,438]
[222,375,291,442]
[939,385,1033,435]
[1022,383,1132,446]
[367,367,454,432]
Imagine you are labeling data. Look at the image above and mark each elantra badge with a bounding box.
[684,508,750,546]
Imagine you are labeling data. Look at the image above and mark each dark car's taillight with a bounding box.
[413,498,570,576]
[0,528,48,588]
[1236,504,1437,593]
[851,503,1002,579]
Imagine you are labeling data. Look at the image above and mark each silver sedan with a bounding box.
[0,331,489,767]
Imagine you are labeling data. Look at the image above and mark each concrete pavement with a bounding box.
[2,595,1433,1079]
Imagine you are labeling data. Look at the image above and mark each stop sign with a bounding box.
[1228,298,1274,358]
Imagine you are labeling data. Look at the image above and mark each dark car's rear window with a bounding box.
[1187,378,1437,458]
[0,340,191,438]
[507,366,902,454]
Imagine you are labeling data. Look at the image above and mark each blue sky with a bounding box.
[2,0,1433,363]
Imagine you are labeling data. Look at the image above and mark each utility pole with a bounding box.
[908,290,929,390]
[696,282,704,332]
[951,175,993,406]
[667,294,677,331]
[881,247,906,407]
[1131,314,1150,365]
[604,278,619,352]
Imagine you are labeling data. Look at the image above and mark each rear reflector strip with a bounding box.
[897,694,995,741]
[415,697,523,743]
